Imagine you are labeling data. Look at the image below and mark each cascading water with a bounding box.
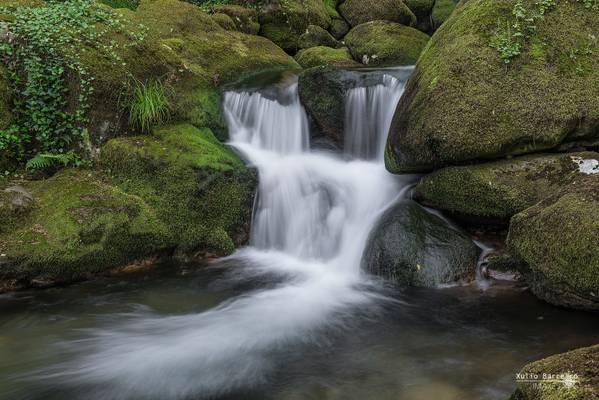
[39,70,411,399]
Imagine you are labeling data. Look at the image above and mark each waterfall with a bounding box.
[344,74,406,160]
[52,71,411,399]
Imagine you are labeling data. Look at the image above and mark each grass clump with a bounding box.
[128,80,172,133]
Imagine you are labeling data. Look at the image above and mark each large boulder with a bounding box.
[507,175,599,311]
[511,345,599,400]
[362,200,479,287]
[386,0,599,173]
[344,21,429,66]
[404,0,435,32]
[256,0,331,54]
[414,152,599,222]
[298,24,340,50]
[295,46,359,68]
[329,17,350,40]
[338,0,416,27]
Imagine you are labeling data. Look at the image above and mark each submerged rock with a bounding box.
[295,46,359,69]
[414,152,599,222]
[344,21,429,66]
[386,0,599,173]
[362,201,479,287]
[507,175,599,311]
[339,0,416,27]
[511,345,599,400]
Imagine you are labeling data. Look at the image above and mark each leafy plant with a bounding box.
[26,151,81,170]
[490,21,523,64]
[129,79,172,133]
[0,0,146,168]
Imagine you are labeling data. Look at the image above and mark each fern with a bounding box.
[128,79,172,133]
[26,152,80,170]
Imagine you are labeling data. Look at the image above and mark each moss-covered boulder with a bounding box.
[101,123,256,257]
[211,12,237,31]
[213,4,260,35]
[0,169,170,291]
[344,21,429,66]
[511,345,599,400]
[362,200,479,287]
[431,0,459,29]
[386,0,599,173]
[256,0,331,54]
[298,24,340,50]
[507,175,599,311]
[404,0,435,32]
[329,17,350,40]
[338,0,416,27]
[414,152,599,222]
[295,46,359,68]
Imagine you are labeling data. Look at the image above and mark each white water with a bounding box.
[39,72,410,399]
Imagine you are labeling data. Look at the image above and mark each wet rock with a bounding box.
[362,200,480,287]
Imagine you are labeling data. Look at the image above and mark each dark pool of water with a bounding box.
[1,262,597,400]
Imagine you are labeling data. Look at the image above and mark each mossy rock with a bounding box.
[329,17,350,40]
[362,200,479,287]
[323,0,340,18]
[298,24,340,50]
[212,12,238,31]
[414,152,599,222]
[338,0,416,27]
[511,345,599,400]
[101,123,257,258]
[431,0,459,29]
[344,21,430,66]
[507,175,599,311]
[0,66,11,130]
[404,0,435,18]
[100,0,139,10]
[0,169,170,290]
[386,0,599,173]
[295,46,359,68]
[213,4,260,35]
[260,23,301,54]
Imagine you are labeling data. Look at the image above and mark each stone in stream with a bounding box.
[511,344,599,400]
[295,46,359,69]
[298,25,341,50]
[385,0,599,173]
[362,200,480,287]
[507,174,599,311]
[344,20,430,66]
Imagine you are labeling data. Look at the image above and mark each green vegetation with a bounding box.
[295,46,359,68]
[128,79,172,133]
[0,0,146,167]
[25,151,81,171]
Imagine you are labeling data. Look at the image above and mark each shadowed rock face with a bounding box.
[362,200,479,287]
[385,0,599,174]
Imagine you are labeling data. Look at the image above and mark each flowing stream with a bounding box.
[1,69,598,400]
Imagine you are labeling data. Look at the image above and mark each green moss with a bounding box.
[513,345,599,400]
[101,123,256,256]
[212,12,237,30]
[344,21,430,66]
[414,152,595,221]
[260,23,301,54]
[507,176,599,311]
[298,24,340,50]
[100,0,139,10]
[386,0,599,173]
[339,0,416,27]
[213,4,260,35]
[323,0,340,18]
[431,0,459,29]
[404,0,435,18]
[0,169,170,285]
[295,46,360,68]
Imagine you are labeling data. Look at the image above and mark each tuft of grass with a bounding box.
[128,80,172,133]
